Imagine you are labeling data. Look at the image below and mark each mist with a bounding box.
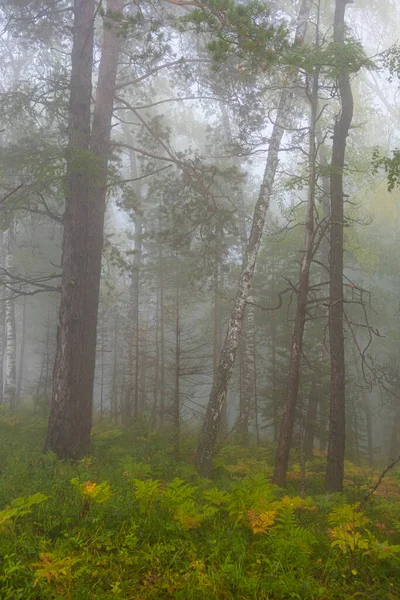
[1,0,400,597]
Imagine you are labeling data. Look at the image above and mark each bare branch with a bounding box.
[356,456,400,513]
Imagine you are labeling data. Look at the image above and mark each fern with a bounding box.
[0,492,48,527]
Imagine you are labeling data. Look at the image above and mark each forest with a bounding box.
[1,0,400,598]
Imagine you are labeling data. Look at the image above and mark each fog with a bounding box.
[1,0,400,476]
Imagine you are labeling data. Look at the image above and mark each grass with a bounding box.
[0,414,400,599]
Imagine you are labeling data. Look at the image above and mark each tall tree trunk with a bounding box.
[325,0,354,493]
[273,50,319,486]
[159,225,166,429]
[253,325,260,445]
[364,399,373,467]
[16,294,27,402]
[4,221,16,412]
[123,125,142,420]
[213,264,228,436]
[173,261,180,458]
[271,309,279,442]
[46,0,123,458]
[238,299,256,444]
[111,311,119,421]
[150,289,160,430]
[220,102,255,444]
[319,400,327,452]
[100,315,105,419]
[303,378,319,458]
[35,307,53,416]
[0,232,6,405]
[140,319,148,414]
[194,0,313,477]
[390,400,400,459]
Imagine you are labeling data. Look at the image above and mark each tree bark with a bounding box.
[364,399,373,467]
[4,221,17,412]
[220,102,255,444]
[194,0,313,477]
[271,309,279,442]
[150,289,160,430]
[100,315,105,419]
[273,49,319,487]
[325,0,354,492]
[303,378,319,459]
[46,0,123,458]
[390,400,400,459]
[159,220,166,429]
[0,232,6,405]
[122,124,142,420]
[16,294,27,402]
[111,311,119,421]
[173,261,181,458]
[213,264,228,436]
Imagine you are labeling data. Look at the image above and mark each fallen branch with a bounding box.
[355,455,400,512]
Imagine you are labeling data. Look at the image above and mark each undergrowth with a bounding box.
[0,415,399,599]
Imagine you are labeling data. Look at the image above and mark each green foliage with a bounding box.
[372,147,400,191]
[0,492,48,527]
[0,420,399,599]
[181,0,288,72]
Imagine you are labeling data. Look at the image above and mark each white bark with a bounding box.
[0,231,5,404]
[4,221,16,411]
[195,0,313,476]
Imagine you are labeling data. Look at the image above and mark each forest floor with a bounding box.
[0,416,400,599]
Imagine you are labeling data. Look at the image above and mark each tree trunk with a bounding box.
[253,325,260,445]
[238,300,256,444]
[220,102,255,444]
[364,400,373,467]
[111,311,119,421]
[16,294,27,402]
[140,319,148,414]
[325,0,354,493]
[273,51,319,487]
[194,0,313,477]
[213,264,228,436]
[173,262,181,458]
[4,221,17,412]
[35,307,54,417]
[46,0,123,458]
[150,289,160,430]
[390,401,400,459]
[0,232,6,405]
[271,310,279,442]
[319,400,327,452]
[122,124,142,420]
[303,378,319,459]
[100,316,105,419]
[159,223,166,429]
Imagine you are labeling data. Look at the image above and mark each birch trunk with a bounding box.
[325,0,354,492]
[46,0,123,458]
[0,232,6,405]
[220,102,256,443]
[195,0,313,476]
[4,222,16,411]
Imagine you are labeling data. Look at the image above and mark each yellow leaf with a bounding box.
[248,509,277,534]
